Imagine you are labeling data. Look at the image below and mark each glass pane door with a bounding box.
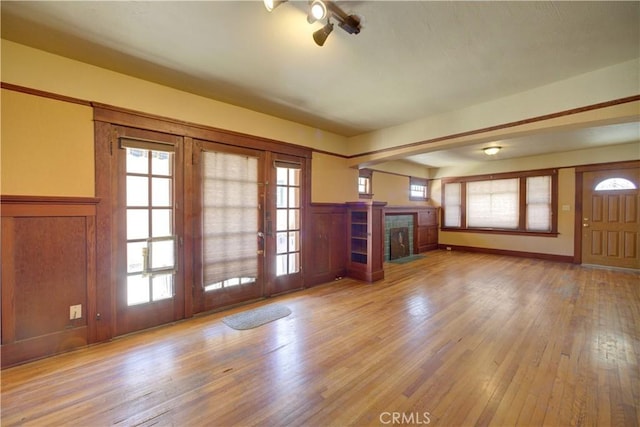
[115,130,184,337]
[268,158,305,295]
[276,166,301,276]
[125,147,176,305]
[193,142,265,313]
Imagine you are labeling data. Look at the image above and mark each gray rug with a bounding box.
[222,304,292,330]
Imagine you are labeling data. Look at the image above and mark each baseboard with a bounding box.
[438,244,574,264]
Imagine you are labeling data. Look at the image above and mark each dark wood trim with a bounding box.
[183,137,195,320]
[93,104,312,159]
[440,167,559,184]
[438,244,574,264]
[2,327,89,368]
[1,196,99,217]
[94,121,115,343]
[1,195,100,205]
[1,82,92,106]
[1,217,16,345]
[348,95,640,159]
[86,216,98,344]
[575,160,640,173]
[440,227,560,238]
[309,202,349,209]
[312,148,349,159]
[574,171,584,265]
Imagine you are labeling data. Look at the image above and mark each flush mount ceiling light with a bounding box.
[483,146,502,156]
[264,0,361,47]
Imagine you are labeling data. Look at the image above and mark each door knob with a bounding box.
[583,223,589,227]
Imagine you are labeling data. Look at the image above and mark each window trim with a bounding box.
[441,168,558,236]
[358,168,373,199]
[409,177,429,201]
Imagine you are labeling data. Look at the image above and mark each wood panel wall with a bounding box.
[1,196,99,368]
[306,204,347,287]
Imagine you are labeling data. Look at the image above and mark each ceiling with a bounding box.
[1,1,639,167]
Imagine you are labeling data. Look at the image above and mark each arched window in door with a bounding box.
[594,177,637,191]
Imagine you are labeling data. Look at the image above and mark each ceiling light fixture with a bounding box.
[313,20,334,46]
[483,146,502,156]
[263,0,286,12]
[308,0,328,23]
[264,0,361,47]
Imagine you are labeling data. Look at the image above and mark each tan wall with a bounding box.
[311,152,358,203]
[1,39,348,155]
[368,171,432,207]
[1,89,94,196]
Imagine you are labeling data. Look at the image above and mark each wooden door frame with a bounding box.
[573,159,640,264]
[94,104,312,337]
[266,152,311,296]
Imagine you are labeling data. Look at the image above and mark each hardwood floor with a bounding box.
[2,251,639,426]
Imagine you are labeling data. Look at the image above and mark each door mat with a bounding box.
[222,304,292,330]
[388,254,426,264]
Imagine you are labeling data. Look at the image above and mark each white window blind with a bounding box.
[526,175,551,231]
[444,182,462,227]
[467,178,519,229]
[202,151,258,287]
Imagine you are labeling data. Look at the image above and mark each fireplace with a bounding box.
[389,227,410,260]
[384,214,414,261]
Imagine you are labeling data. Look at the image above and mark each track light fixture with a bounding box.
[263,0,286,12]
[264,0,361,47]
[313,20,334,47]
[308,0,328,23]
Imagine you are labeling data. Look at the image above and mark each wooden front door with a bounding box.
[582,167,640,269]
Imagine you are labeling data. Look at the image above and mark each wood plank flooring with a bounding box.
[2,251,639,426]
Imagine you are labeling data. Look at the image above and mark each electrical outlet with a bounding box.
[70,304,82,320]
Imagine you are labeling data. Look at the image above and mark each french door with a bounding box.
[113,126,184,336]
[267,155,306,295]
[192,145,307,313]
[193,141,265,312]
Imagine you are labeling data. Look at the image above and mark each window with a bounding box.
[595,178,637,191]
[467,178,519,229]
[359,169,373,198]
[526,175,552,231]
[443,182,462,227]
[409,177,429,201]
[442,169,557,234]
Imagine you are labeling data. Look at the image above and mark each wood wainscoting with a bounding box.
[306,204,347,287]
[1,195,99,368]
